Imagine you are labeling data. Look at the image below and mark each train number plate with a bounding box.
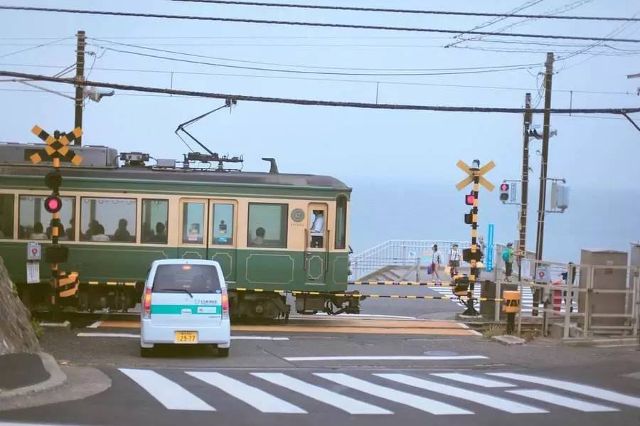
[174,331,198,344]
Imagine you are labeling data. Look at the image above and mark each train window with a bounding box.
[335,195,348,249]
[247,203,288,248]
[0,194,14,239]
[18,195,76,241]
[142,200,168,244]
[182,202,205,244]
[80,197,136,243]
[211,203,234,245]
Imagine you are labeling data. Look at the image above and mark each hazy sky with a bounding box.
[1,0,639,258]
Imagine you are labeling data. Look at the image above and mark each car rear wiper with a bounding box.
[161,288,193,298]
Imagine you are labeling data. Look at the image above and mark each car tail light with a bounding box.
[222,290,229,319]
[142,287,152,319]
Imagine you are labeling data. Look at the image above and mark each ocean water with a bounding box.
[348,178,640,263]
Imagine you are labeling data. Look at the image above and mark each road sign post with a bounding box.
[456,159,495,316]
[30,125,83,310]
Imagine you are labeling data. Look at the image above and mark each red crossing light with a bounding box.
[500,183,509,192]
[44,195,62,214]
[465,194,475,205]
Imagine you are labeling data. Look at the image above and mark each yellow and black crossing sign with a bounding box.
[455,159,496,191]
[29,126,83,165]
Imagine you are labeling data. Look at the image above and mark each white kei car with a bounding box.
[140,259,231,357]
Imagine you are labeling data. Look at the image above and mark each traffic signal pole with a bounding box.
[533,52,555,315]
[518,93,532,281]
[74,30,85,146]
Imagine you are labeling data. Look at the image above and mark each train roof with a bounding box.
[0,142,351,194]
[0,164,351,191]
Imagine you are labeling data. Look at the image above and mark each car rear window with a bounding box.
[152,264,221,293]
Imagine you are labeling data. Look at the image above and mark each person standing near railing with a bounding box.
[431,244,442,285]
[448,243,461,278]
[503,243,514,282]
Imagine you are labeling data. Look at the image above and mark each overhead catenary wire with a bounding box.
[96,45,544,77]
[171,0,640,22]
[91,37,546,72]
[2,62,636,96]
[1,70,638,115]
[2,5,640,43]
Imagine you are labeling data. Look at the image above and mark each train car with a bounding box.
[0,142,358,319]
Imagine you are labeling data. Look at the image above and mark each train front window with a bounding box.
[0,194,14,239]
[247,203,288,248]
[211,203,234,245]
[142,199,168,244]
[182,202,205,244]
[80,197,137,243]
[19,195,75,241]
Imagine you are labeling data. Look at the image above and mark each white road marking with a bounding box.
[507,389,618,412]
[314,373,472,415]
[78,332,139,338]
[377,374,545,414]
[231,336,290,341]
[187,372,306,414]
[285,355,487,361]
[253,372,392,415]
[489,372,640,408]
[87,321,102,328]
[431,373,516,388]
[119,368,214,411]
[77,333,288,341]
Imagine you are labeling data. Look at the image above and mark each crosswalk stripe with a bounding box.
[431,373,515,388]
[507,389,618,412]
[119,368,214,411]
[252,373,393,415]
[314,373,473,415]
[489,373,640,408]
[377,374,546,414]
[187,372,306,414]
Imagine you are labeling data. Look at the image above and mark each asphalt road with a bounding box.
[1,316,639,426]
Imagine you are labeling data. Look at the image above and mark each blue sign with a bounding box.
[486,224,495,272]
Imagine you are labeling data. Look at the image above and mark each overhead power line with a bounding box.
[1,70,638,115]
[2,5,640,43]
[171,0,639,22]
[3,62,637,96]
[91,37,545,72]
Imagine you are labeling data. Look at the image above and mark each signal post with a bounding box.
[30,125,83,310]
[455,159,495,316]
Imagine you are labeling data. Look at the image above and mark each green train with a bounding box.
[0,143,358,319]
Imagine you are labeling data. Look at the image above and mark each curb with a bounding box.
[0,352,66,399]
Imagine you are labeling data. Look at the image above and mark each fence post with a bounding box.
[494,279,501,323]
[563,263,574,339]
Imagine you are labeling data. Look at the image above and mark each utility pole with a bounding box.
[533,52,554,315]
[518,93,532,281]
[74,30,86,146]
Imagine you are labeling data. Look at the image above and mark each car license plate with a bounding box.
[174,331,198,344]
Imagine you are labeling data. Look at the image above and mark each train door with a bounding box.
[206,200,237,285]
[305,203,328,284]
[177,199,207,260]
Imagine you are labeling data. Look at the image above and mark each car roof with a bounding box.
[151,259,222,267]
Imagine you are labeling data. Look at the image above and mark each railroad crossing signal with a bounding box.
[29,126,83,165]
[29,125,83,304]
[455,159,495,316]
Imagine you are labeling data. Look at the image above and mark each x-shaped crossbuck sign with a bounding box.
[30,126,83,165]
[455,160,496,191]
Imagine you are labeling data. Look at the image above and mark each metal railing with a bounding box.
[350,239,471,280]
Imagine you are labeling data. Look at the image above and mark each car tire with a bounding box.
[217,347,230,357]
[140,347,154,358]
